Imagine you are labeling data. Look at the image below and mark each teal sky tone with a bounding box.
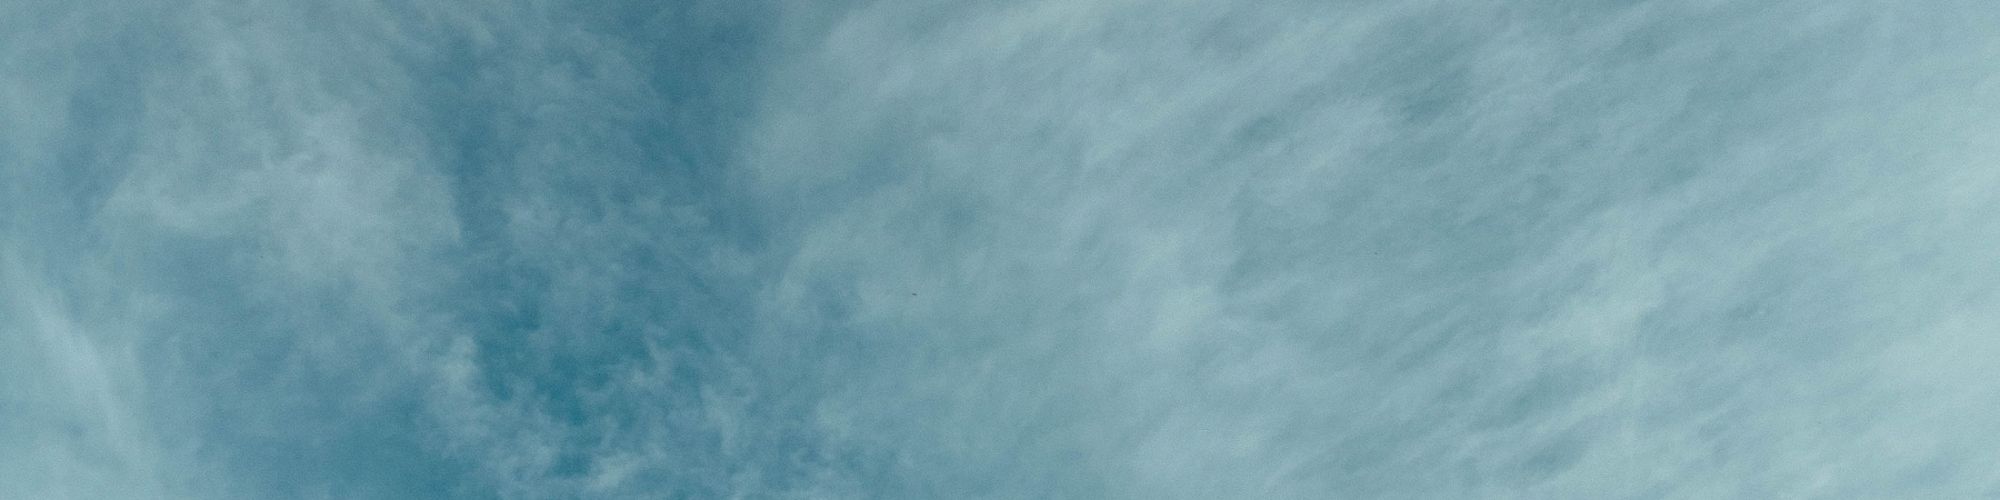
[7,1,2000,498]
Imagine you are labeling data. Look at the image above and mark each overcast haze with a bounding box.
[6,1,2000,498]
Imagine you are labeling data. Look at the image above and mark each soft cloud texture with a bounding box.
[6,0,2000,498]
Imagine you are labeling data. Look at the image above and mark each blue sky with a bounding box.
[6,1,2000,498]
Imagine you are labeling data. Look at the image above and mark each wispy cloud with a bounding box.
[6,0,2000,498]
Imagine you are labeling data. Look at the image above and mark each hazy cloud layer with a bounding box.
[6,1,2000,498]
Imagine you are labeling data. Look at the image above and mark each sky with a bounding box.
[5,0,2000,498]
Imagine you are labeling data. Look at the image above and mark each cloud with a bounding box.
[6,0,2000,498]
[740,0,2000,497]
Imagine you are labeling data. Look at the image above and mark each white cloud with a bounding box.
[738,0,2000,497]
[9,0,2000,498]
